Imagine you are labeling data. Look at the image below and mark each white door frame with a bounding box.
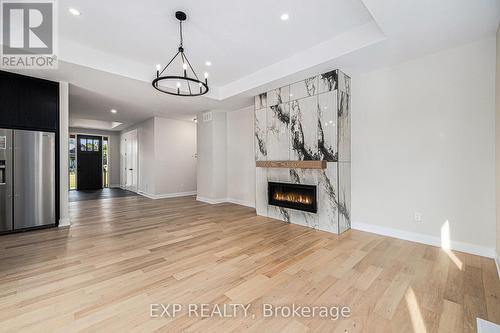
[69,131,113,190]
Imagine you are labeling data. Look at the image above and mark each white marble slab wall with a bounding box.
[255,93,267,161]
[254,69,351,234]
[337,72,351,232]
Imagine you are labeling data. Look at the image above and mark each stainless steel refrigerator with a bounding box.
[0,129,56,232]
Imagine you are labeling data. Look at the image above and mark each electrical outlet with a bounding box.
[414,212,422,222]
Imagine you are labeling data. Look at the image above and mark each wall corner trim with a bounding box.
[351,221,496,258]
[58,218,70,227]
[495,256,500,280]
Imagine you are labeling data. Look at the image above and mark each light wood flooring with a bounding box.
[0,195,499,332]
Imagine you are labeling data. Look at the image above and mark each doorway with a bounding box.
[76,135,103,190]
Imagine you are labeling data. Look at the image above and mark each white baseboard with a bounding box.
[196,196,256,208]
[139,191,197,200]
[120,185,139,193]
[351,221,495,258]
[58,218,70,227]
[225,198,256,208]
[196,196,227,204]
[109,184,121,188]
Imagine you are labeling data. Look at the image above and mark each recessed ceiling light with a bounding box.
[280,13,289,21]
[69,8,81,16]
[205,61,212,66]
[110,109,117,114]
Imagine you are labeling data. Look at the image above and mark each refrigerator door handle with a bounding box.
[0,128,13,232]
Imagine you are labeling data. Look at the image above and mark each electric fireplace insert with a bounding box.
[268,182,317,213]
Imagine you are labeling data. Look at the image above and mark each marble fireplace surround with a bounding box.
[254,69,351,234]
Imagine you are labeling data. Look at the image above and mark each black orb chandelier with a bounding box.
[152,11,209,96]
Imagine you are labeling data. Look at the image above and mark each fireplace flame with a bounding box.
[273,192,312,205]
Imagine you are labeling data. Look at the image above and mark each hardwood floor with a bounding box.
[69,188,138,202]
[0,195,498,332]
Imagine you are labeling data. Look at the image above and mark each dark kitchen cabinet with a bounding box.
[0,70,59,131]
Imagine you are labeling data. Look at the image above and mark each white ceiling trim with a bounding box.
[56,21,384,102]
[218,21,385,99]
[58,39,222,100]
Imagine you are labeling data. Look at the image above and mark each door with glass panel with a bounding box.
[76,135,102,190]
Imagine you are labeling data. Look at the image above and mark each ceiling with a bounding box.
[60,0,374,87]
[4,0,500,130]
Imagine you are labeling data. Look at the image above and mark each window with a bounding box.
[93,139,100,152]
[103,137,109,188]
[80,138,86,151]
[69,135,77,190]
[69,137,76,154]
[86,140,93,151]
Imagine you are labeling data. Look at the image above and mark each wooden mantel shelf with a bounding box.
[256,160,327,169]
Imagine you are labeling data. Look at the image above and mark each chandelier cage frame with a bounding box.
[152,11,209,96]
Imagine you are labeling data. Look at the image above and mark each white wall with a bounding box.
[196,113,214,200]
[197,109,255,207]
[69,127,121,187]
[212,112,227,199]
[59,82,70,227]
[137,119,155,194]
[154,117,197,195]
[496,26,500,260]
[226,106,255,207]
[352,37,496,256]
[122,117,197,198]
[196,111,227,202]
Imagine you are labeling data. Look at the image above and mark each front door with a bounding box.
[77,135,102,190]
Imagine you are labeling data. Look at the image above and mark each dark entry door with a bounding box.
[77,135,102,190]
